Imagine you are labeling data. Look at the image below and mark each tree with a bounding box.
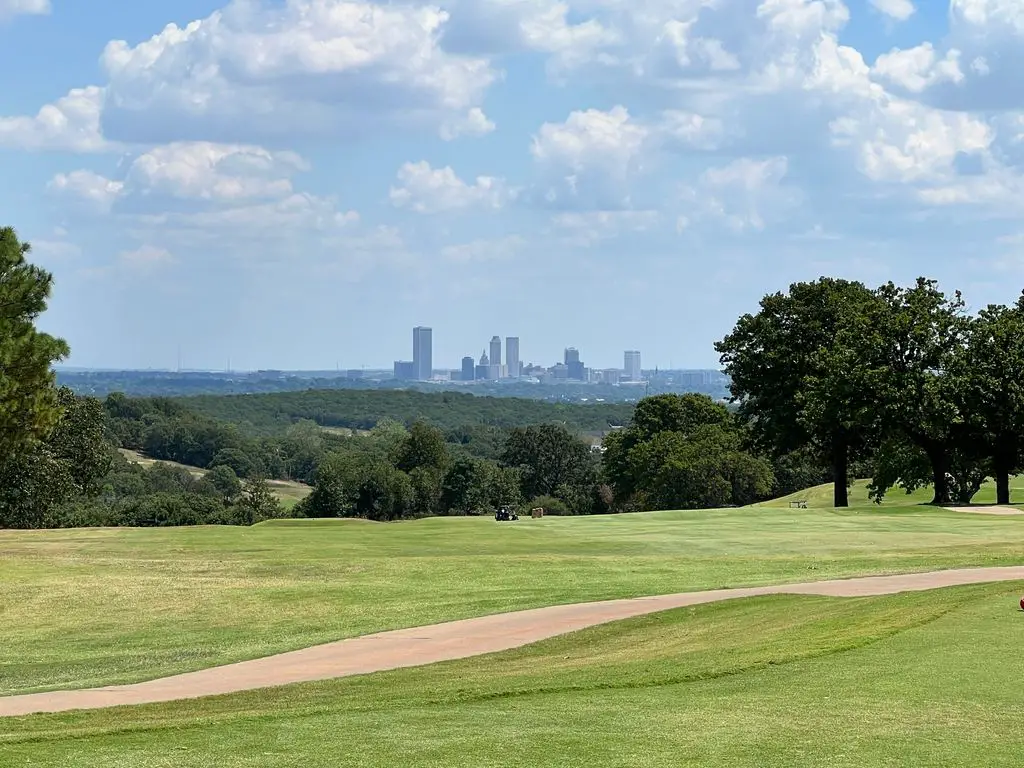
[0,389,113,528]
[0,227,70,466]
[853,279,970,505]
[396,420,451,474]
[716,278,878,507]
[202,464,243,502]
[499,424,596,503]
[957,297,1024,504]
[237,476,282,524]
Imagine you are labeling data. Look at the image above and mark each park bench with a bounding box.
[788,500,808,509]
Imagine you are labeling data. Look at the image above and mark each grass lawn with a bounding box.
[2,507,1023,696]
[758,476,1024,509]
[3,582,1024,766]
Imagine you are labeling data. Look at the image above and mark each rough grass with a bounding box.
[118,449,311,509]
[2,507,1024,695]
[4,583,1024,766]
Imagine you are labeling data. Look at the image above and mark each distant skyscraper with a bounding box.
[564,347,580,366]
[461,356,475,381]
[624,350,642,381]
[413,326,432,381]
[490,336,502,378]
[506,337,520,378]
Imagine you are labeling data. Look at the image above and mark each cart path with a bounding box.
[946,505,1024,516]
[4,565,1024,718]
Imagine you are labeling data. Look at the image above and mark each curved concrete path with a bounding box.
[4,566,1024,718]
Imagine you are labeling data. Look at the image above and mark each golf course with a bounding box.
[3,494,1024,766]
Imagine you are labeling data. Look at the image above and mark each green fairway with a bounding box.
[2,507,1024,696]
[758,476,1024,508]
[4,582,1024,766]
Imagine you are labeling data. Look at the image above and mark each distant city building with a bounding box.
[624,350,642,382]
[461,356,475,382]
[564,347,580,366]
[563,347,585,380]
[345,369,364,380]
[413,326,432,381]
[506,336,520,379]
[393,360,415,380]
[490,336,502,378]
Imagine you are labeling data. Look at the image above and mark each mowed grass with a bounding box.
[118,449,311,509]
[2,507,1024,695]
[758,476,1024,509]
[4,583,1024,766]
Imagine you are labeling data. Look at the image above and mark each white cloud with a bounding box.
[0,0,48,21]
[48,170,124,211]
[531,105,648,177]
[118,245,176,269]
[872,44,963,93]
[550,209,658,245]
[441,235,526,262]
[390,161,510,212]
[439,107,496,140]
[0,86,109,152]
[681,156,797,231]
[124,143,307,201]
[96,1,495,144]
[756,0,849,38]
[870,0,915,21]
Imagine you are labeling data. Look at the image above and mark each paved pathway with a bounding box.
[3,566,1024,718]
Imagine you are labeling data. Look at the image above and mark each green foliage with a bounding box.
[716,278,878,506]
[499,424,597,510]
[183,388,631,435]
[604,393,773,511]
[237,477,284,524]
[0,227,70,464]
[396,421,451,474]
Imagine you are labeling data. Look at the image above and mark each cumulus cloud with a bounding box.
[0,0,49,21]
[123,143,308,202]
[94,0,495,144]
[870,0,915,21]
[48,170,124,212]
[681,156,798,231]
[389,161,510,212]
[0,86,109,152]
[872,44,963,93]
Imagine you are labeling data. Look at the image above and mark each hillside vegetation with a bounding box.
[183,388,633,436]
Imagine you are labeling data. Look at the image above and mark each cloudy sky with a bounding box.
[2,0,1024,371]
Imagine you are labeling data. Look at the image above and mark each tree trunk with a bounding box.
[832,441,849,508]
[996,465,1011,506]
[928,448,950,506]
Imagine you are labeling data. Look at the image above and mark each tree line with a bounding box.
[717,277,1024,507]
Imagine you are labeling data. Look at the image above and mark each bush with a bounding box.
[524,495,571,516]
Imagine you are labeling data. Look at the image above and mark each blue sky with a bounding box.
[3,0,1024,371]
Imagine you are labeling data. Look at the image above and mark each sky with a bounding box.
[2,0,1024,372]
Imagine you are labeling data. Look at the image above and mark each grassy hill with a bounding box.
[757,477,1024,509]
[119,449,311,509]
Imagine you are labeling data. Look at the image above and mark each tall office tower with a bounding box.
[461,356,475,381]
[490,336,502,378]
[624,350,642,381]
[413,326,432,381]
[564,347,580,366]
[506,336,520,378]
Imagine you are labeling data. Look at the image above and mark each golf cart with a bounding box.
[494,505,519,522]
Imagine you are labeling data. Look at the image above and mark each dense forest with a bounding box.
[182,388,633,436]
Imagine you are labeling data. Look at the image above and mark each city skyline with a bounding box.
[395,325,651,382]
